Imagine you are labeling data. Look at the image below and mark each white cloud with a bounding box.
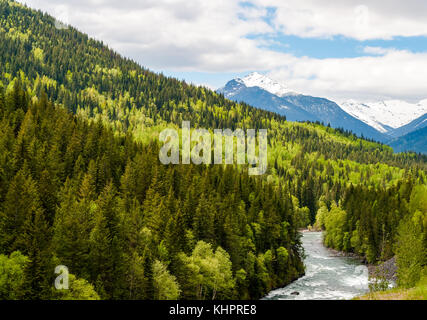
[363,46,395,55]
[268,49,427,102]
[21,0,279,71]
[18,0,427,102]
[252,0,427,40]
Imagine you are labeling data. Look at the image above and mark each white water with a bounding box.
[264,232,370,300]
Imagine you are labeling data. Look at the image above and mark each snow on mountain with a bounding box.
[218,72,426,145]
[217,74,388,142]
[237,72,299,97]
[391,113,427,138]
[339,99,427,133]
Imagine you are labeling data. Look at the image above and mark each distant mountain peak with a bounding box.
[236,72,299,97]
[338,99,427,133]
[217,75,388,142]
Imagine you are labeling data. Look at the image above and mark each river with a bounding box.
[264,232,370,300]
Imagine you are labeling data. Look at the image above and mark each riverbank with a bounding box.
[298,230,426,300]
[324,240,427,300]
[355,275,427,300]
[327,248,397,282]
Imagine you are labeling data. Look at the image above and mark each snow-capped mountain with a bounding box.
[235,72,299,97]
[218,72,427,153]
[338,100,427,134]
[218,73,387,142]
[391,113,427,138]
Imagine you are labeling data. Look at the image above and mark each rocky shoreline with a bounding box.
[327,247,397,282]
[368,257,398,282]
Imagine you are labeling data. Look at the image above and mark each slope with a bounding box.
[0,0,426,300]
[389,113,427,139]
[389,126,427,154]
[218,74,387,142]
[339,99,427,135]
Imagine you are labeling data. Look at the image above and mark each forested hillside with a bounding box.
[0,0,426,299]
[0,83,305,299]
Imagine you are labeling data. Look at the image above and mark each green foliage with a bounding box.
[357,273,427,300]
[316,179,426,290]
[0,0,425,300]
[51,273,100,300]
[0,251,28,299]
[276,247,289,266]
[152,260,180,300]
[176,241,235,300]
[292,196,310,229]
[314,201,328,230]
[368,276,390,293]
[0,84,303,299]
[395,217,426,288]
[323,203,347,250]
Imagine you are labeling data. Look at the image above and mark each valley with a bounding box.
[0,0,425,301]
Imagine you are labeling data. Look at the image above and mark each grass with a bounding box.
[355,276,427,300]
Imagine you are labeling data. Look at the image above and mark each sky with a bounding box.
[18,0,427,103]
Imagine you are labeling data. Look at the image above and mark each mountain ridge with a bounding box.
[0,0,426,301]
[339,99,427,134]
[389,113,427,138]
[389,126,427,154]
[218,73,427,153]
[218,74,388,143]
